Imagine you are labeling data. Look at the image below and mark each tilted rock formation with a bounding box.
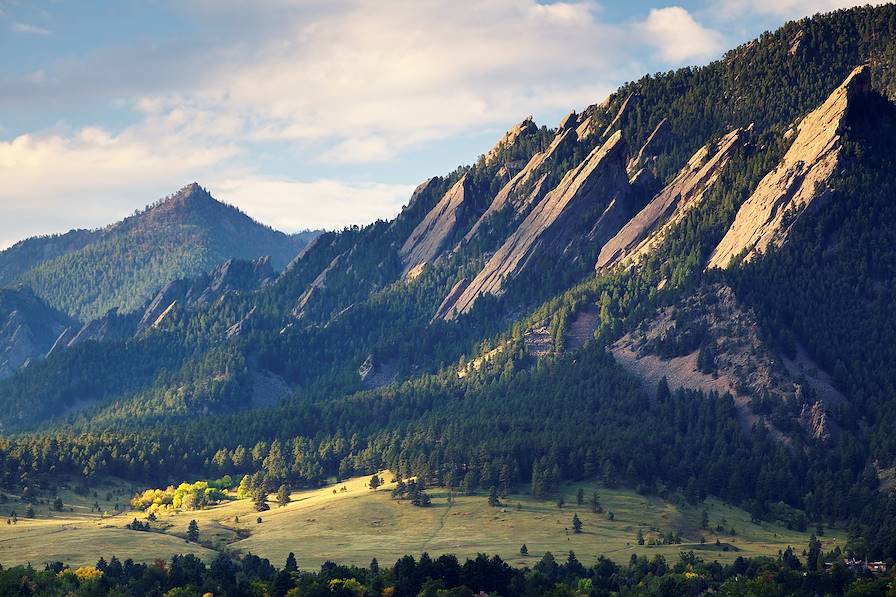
[0,287,73,378]
[483,117,537,166]
[400,119,544,274]
[399,176,470,274]
[627,118,670,177]
[708,64,870,269]
[135,256,275,336]
[432,277,471,321]
[597,127,747,271]
[292,252,344,319]
[67,309,134,348]
[401,177,439,214]
[602,92,634,137]
[439,131,632,319]
[463,126,578,244]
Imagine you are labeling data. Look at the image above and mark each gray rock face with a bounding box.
[400,176,470,274]
[439,131,632,319]
[0,287,73,379]
[134,256,275,336]
[463,127,578,246]
[597,127,747,271]
[708,64,870,269]
[626,118,670,177]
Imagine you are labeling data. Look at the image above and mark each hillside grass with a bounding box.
[0,473,843,569]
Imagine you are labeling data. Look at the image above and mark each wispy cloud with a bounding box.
[12,22,51,35]
[212,177,416,231]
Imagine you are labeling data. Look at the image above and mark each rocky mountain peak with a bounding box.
[709,64,871,269]
[483,117,538,166]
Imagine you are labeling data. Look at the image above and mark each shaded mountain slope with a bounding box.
[0,287,73,379]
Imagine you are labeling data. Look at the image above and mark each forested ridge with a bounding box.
[4,4,896,579]
[0,183,318,321]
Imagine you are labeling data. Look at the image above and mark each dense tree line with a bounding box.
[2,544,891,596]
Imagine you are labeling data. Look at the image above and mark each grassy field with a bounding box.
[0,473,844,570]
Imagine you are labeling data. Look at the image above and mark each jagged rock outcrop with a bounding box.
[399,176,470,274]
[611,283,839,442]
[483,117,537,166]
[598,127,747,271]
[136,256,275,335]
[799,400,831,441]
[627,118,670,177]
[440,131,633,319]
[602,92,635,137]
[67,308,134,347]
[358,354,400,389]
[226,306,257,339]
[292,253,344,319]
[0,287,73,378]
[709,65,870,269]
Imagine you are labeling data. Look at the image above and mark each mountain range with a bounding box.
[3,4,896,560]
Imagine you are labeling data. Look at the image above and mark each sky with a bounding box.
[0,0,882,247]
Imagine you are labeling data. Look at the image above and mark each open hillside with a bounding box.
[0,474,841,570]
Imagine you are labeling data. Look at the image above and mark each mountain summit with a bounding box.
[0,183,319,321]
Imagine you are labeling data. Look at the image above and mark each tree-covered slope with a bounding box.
[0,183,319,321]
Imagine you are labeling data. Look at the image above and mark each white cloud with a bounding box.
[0,0,732,246]
[642,6,724,63]
[12,22,51,35]
[182,0,629,162]
[211,177,416,231]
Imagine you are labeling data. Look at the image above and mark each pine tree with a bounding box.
[252,489,270,512]
[488,486,500,507]
[807,534,822,571]
[369,473,381,491]
[576,488,584,505]
[498,464,511,497]
[572,513,582,534]
[656,376,671,401]
[520,544,528,556]
[697,344,716,374]
[25,505,35,518]
[370,557,379,576]
[557,495,564,509]
[584,450,598,479]
[186,519,199,543]
[263,440,289,486]
[285,552,298,572]
[276,484,291,507]
[590,491,602,513]
[637,528,645,545]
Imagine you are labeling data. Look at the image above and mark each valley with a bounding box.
[2,4,896,594]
